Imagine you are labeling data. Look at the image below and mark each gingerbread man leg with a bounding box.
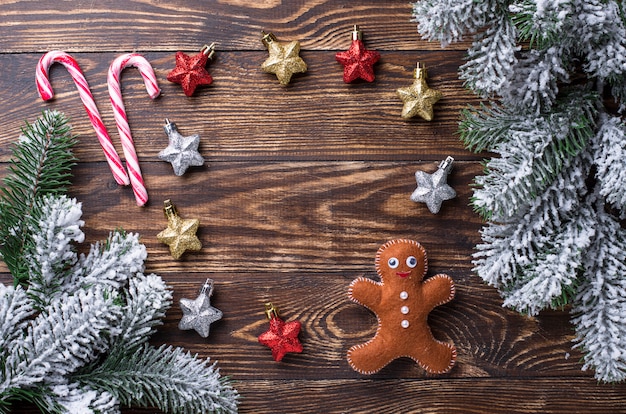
[347,338,402,375]
[409,339,456,374]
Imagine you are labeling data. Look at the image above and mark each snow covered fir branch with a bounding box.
[413,0,626,382]
[0,111,238,413]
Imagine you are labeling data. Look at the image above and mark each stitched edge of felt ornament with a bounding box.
[347,277,385,375]
[415,342,457,374]
[374,239,428,277]
[347,239,457,375]
[412,273,457,374]
[347,275,457,375]
[427,273,457,306]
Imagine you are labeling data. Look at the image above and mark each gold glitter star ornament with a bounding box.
[157,199,202,259]
[261,31,307,86]
[397,62,443,121]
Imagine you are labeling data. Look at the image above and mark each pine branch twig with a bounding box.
[0,110,76,286]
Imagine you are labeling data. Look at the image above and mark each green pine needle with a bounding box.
[466,89,597,220]
[511,6,559,49]
[0,387,64,414]
[75,344,239,414]
[0,111,77,286]
[459,103,521,153]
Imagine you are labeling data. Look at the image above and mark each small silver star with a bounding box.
[179,279,222,338]
[410,156,456,214]
[159,119,205,176]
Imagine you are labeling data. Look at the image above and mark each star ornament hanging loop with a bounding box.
[411,156,457,214]
[258,302,303,362]
[179,278,223,338]
[260,31,307,86]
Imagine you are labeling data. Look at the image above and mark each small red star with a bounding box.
[258,317,303,361]
[335,39,380,83]
[167,50,213,96]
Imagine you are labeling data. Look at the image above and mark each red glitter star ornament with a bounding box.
[167,43,215,96]
[258,303,303,362]
[335,25,380,83]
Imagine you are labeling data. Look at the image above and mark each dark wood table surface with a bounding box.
[2,1,626,413]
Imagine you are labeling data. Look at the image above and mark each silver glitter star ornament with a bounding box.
[179,278,223,338]
[410,156,456,214]
[159,119,205,176]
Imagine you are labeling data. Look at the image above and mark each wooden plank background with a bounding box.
[1,1,626,413]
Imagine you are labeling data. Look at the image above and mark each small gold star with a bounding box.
[157,200,201,260]
[261,31,307,86]
[397,63,442,121]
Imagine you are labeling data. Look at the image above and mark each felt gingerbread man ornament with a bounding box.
[347,239,456,375]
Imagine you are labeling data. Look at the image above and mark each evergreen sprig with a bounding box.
[1,287,122,392]
[460,13,519,96]
[76,344,239,414]
[0,110,76,286]
[0,387,62,414]
[414,0,626,381]
[509,0,564,48]
[0,112,238,412]
[572,205,626,382]
[459,103,521,153]
[469,90,597,219]
[593,115,626,213]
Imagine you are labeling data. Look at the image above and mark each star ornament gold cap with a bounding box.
[396,62,443,121]
[264,302,280,320]
[200,42,217,60]
[157,199,202,259]
[260,31,307,86]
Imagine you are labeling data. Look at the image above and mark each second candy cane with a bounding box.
[108,53,161,206]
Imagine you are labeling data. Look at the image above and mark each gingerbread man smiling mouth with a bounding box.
[396,271,411,278]
[347,239,456,375]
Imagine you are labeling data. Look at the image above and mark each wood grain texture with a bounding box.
[0,51,480,162]
[1,1,625,413]
[145,276,584,379]
[0,0,473,52]
[232,378,626,413]
[7,377,625,414]
[61,161,482,273]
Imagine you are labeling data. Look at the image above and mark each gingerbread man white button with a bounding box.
[401,306,409,314]
[400,291,408,300]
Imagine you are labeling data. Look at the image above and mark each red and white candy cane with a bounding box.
[108,53,161,206]
[36,51,130,186]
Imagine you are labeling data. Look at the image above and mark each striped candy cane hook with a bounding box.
[36,51,130,186]
[108,53,161,206]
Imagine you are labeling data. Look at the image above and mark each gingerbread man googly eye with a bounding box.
[387,257,399,268]
[406,256,417,268]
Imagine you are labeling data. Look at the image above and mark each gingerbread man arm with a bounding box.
[421,274,455,310]
[348,277,382,311]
